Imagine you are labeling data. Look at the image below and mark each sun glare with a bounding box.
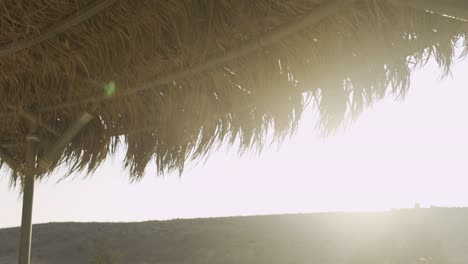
[2,57,468,229]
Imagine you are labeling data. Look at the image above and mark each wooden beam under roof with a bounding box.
[391,0,468,21]
[37,112,94,172]
[7,106,60,137]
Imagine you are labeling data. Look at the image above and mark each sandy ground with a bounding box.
[1,208,468,264]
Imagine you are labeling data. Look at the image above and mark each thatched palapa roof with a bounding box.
[1,0,467,183]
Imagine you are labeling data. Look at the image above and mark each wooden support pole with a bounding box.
[18,130,39,264]
[390,0,468,21]
[16,112,93,264]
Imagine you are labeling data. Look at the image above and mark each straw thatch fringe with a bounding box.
[0,146,25,174]
[34,0,351,112]
[1,0,467,184]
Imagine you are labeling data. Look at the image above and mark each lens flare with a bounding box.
[104,81,116,97]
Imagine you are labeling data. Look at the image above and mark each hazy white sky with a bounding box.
[1,56,468,229]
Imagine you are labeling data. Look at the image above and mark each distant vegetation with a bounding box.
[89,238,123,264]
[1,207,467,264]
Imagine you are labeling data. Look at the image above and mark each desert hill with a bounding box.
[1,208,468,264]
